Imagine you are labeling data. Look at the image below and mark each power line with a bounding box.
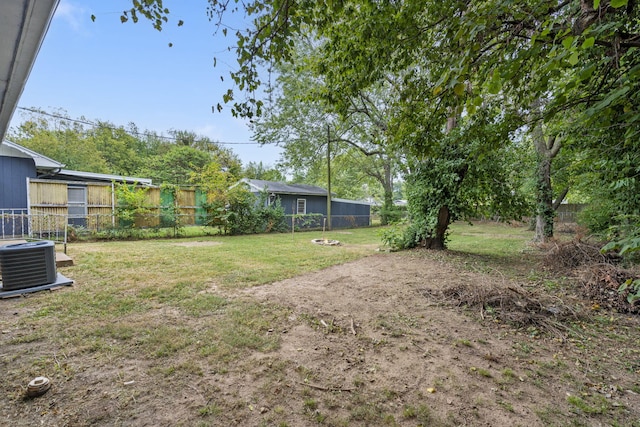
[15,106,260,145]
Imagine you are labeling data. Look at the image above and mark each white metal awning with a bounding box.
[0,0,59,143]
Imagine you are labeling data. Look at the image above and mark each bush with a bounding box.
[226,188,259,235]
[255,199,288,233]
[380,205,406,224]
[600,215,640,265]
[379,220,440,251]
[204,188,287,236]
[114,183,151,229]
[577,201,617,235]
[380,223,407,251]
[292,213,324,230]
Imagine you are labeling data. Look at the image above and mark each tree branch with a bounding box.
[553,186,570,210]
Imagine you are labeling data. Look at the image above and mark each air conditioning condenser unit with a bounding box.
[0,241,73,296]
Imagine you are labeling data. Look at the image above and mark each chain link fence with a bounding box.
[1,210,372,249]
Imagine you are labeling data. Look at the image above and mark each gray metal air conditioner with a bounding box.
[0,241,57,291]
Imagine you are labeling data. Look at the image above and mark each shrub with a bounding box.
[204,188,287,235]
[255,197,288,233]
[380,205,405,224]
[601,215,640,265]
[113,183,151,229]
[577,200,617,235]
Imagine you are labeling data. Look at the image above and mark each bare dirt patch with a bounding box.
[235,252,640,426]
[1,250,639,426]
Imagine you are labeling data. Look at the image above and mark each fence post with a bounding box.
[64,214,68,254]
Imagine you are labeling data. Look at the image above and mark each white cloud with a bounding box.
[194,124,222,141]
[54,0,87,32]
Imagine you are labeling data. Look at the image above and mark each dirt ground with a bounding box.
[2,250,640,426]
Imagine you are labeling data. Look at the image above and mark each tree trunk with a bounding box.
[419,110,459,250]
[381,190,394,225]
[535,154,554,242]
[532,122,562,243]
[422,205,450,249]
[380,162,394,225]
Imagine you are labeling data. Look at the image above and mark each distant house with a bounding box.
[0,140,152,236]
[239,178,371,229]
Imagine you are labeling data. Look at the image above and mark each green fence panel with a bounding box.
[160,188,176,227]
[195,189,208,226]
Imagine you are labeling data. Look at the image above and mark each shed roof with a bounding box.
[0,0,59,142]
[55,169,153,186]
[332,198,373,206]
[241,179,329,196]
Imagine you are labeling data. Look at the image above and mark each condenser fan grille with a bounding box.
[0,241,57,291]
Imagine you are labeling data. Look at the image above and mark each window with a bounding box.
[67,186,87,226]
[296,198,307,214]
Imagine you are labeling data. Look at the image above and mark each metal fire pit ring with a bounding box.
[26,376,51,397]
[311,239,340,246]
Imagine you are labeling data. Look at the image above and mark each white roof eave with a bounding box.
[1,139,63,169]
[0,0,59,143]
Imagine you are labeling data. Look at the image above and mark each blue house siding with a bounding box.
[331,200,370,228]
[0,156,36,236]
[0,156,36,210]
[301,196,327,215]
[273,195,370,229]
[242,179,371,230]
[276,195,323,229]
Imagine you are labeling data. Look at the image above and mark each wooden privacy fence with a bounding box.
[22,179,372,236]
[556,203,587,223]
[27,179,209,232]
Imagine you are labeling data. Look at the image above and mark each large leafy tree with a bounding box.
[138,145,212,185]
[569,107,640,233]
[242,161,286,181]
[167,130,243,175]
[11,109,246,190]
[252,47,403,223]
[398,98,530,248]
[127,0,640,247]
[124,0,640,141]
[9,113,110,173]
[86,122,146,176]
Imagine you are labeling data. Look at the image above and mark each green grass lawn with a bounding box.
[67,226,385,291]
[5,221,640,427]
[6,222,537,332]
[48,222,534,328]
[447,220,534,256]
[66,221,534,292]
[69,221,531,289]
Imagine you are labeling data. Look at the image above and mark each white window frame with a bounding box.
[67,186,88,224]
[296,198,307,215]
[68,186,87,214]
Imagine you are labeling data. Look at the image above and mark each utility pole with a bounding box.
[326,124,332,231]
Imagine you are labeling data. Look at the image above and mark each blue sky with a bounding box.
[10,0,282,166]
